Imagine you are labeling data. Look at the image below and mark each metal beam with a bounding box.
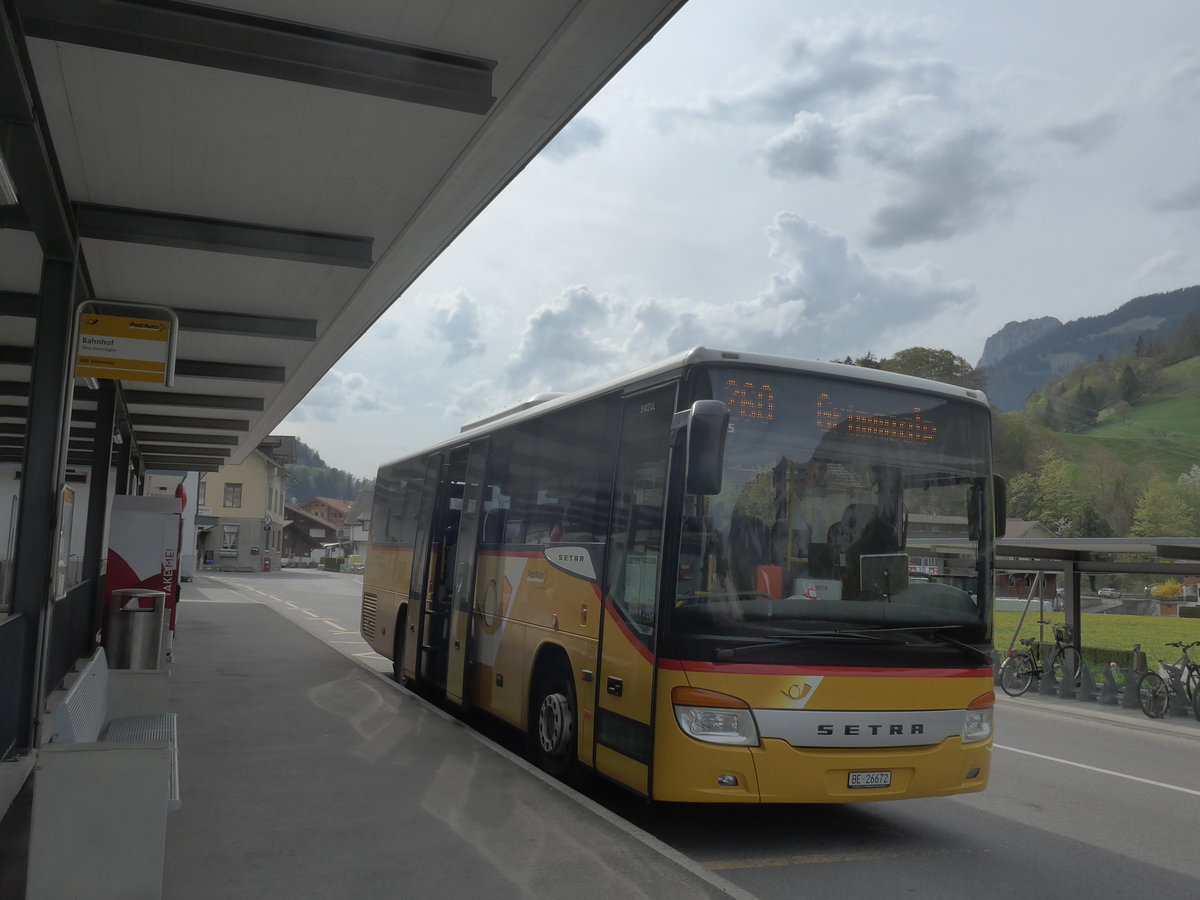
[0,3,76,257]
[2,347,285,382]
[172,307,316,341]
[0,290,38,317]
[0,450,221,472]
[5,292,319,341]
[141,458,223,472]
[994,558,1200,576]
[173,359,285,383]
[74,203,373,268]
[19,0,496,114]
[117,389,264,411]
[139,444,230,458]
[130,413,248,431]
[135,430,238,445]
[10,252,78,752]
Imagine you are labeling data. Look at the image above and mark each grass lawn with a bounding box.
[995,611,1200,671]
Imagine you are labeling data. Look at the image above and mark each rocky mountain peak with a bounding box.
[977,317,1063,369]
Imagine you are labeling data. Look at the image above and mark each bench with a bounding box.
[26,647,179,900]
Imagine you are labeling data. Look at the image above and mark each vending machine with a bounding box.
[102,494,182,664]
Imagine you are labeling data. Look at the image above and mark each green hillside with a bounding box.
[1060,357,1200,479]
[997,323,1200,537]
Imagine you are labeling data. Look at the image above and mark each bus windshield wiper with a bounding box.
[849,625,993,666]
[714,629,909,661]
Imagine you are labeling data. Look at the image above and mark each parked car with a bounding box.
[1098,587,1120,599]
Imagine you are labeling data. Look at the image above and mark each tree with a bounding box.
[1118,364,1139,403]
[1130,478,1195,537]
[880,347,987,390]
[1005,450,1086,535]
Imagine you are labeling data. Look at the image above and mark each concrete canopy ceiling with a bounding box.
[0,0,687,473]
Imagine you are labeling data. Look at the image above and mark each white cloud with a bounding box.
[428,289,485,362]
[745,212,975,351]
[504,285,619,390]
[541,116,607,161]
[1135,249,1188,279]
[860,127,1025,248]
[763,112,840,178]
[283,2,1200,479]
[497,213,975,386]
[1148,181,1200,213]
[1044,111,1122,153]
[656,17,957,128]
[286,369,395,424]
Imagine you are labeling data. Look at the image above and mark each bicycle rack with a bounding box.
[1057,662,1077,700]
[1165,668,1192,717]
[1098,664,1121,706]
[1076,661,1098,702]
[1120,667,1142,709]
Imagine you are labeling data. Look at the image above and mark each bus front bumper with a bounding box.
[651,732,992,803]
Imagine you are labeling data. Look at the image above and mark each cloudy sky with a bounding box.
[282,0,1200,478]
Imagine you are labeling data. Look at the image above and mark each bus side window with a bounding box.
[481,509,506,545]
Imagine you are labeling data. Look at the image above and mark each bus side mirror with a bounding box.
[681,400,729,495]
[993,474,1007,538]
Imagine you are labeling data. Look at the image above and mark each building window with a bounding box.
[198,482,206,506]
[224,483,242,508]
[221,524,240,556]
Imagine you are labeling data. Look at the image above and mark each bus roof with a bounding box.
[381,347,990,470]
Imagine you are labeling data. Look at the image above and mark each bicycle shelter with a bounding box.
[995,537,1200,657]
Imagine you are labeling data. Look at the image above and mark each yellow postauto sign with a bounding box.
[76,314,171,383]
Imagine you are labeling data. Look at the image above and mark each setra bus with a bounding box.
[361,348,1003,803]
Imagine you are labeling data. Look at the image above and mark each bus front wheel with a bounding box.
[531,667,577,779]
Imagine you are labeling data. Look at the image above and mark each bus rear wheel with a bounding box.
[531,667,577,779]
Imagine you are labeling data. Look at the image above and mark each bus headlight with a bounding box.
[962,691,994,743]
[671,686,759,746]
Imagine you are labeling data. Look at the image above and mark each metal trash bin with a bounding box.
[106,588,167,670]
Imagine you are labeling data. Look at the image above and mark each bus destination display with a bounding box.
[815,393,937,445]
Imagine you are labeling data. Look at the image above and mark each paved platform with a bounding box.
[166,593,751,900]
[4,576,1198,898]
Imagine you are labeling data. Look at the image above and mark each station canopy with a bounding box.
[1,0,686,472]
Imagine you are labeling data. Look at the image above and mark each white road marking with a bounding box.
[996,744,1200,798]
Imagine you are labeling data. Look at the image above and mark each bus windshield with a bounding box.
[668,367,994,650]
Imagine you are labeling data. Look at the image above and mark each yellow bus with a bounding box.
[361,348,1002,802]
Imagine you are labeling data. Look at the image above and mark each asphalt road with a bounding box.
[191,571,1200,899]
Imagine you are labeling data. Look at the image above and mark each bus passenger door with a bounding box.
[595,383,676,796]
[445,439,488,706]
[401,456,440,683]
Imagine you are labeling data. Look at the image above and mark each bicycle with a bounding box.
[999,620,1083,697]
[1137,640,1200,719]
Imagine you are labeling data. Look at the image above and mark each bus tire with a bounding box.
[530,664,577,780]
[392,607,408,686]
